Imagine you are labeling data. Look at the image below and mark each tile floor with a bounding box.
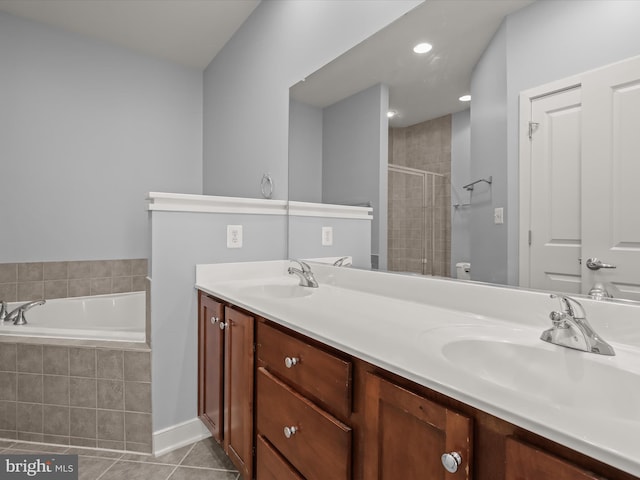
[0,437,241,480]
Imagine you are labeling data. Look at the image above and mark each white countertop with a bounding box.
[195,260,640,477]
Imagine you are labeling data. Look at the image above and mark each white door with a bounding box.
[528,87,582,293]
[581,56,640,301]
[524,55,640,301]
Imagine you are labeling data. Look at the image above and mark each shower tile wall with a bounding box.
[0,259,148,302]
[0,340,151,453]
[389,115,451,277]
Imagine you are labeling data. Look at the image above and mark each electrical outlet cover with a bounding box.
[322,226,333,246]
[227,225,243,248]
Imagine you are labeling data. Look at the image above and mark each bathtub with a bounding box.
[0,292,146,342]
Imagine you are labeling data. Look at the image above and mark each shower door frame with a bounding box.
[388,164,445,275]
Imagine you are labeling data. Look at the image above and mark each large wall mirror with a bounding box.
[287,0,640,303]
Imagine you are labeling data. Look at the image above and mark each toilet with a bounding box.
[456,262,471,280]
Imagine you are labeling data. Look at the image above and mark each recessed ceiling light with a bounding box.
[459,95,471,102]
[387,110,397,118]
[413,42,433,54]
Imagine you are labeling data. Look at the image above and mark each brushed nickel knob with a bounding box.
[219,322,227,330]
[283,426,297,438]
[284,357,299,368]
[210,316,219,324]
[441,452,462,473]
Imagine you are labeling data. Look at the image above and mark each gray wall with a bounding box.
[288,99,323,203]
[451,109,471,276]
[288,216,372,269]
[151,211,286,432]
[0,12,203,263]
[323,84,389,270]
[471,0,640,285]
[469,22,508,284]
[202,0,422,201]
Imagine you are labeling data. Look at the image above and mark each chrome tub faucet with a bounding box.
[540,294,615,355]
[2,300,46,325]
[288,260,319,288]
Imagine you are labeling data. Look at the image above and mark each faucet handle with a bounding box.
[550,294,585,319]
[290,259,311,273]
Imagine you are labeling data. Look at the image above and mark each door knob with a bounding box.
[586,258,617,271]
[219,321,227,330]
[441,452,462,473]
[210,316,219,325]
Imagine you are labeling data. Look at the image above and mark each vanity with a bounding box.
[195,260,640,480]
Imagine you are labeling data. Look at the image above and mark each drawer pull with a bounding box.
[219,321,227,330]
[283,425,298,438]
[284,356,299,368]
[210,316,219,324]
[441,452,462,473]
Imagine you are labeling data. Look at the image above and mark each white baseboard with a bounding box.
[153,418,211,457]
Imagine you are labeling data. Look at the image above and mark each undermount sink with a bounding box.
[440,335,640,421]
[240,282,316,300]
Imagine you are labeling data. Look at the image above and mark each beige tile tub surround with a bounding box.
[0,259,148,302]
[0,342,152,453]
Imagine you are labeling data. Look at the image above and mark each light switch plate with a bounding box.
[494,207,504,225]
[227,225,243,248]
[322,226,333,246]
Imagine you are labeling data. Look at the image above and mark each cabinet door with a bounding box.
[363,373,472,480]
[505,437,605,480]
[198,292,224,443]
[224,306,255,480]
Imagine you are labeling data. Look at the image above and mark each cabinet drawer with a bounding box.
[257,367,351,480]
[257,321,352,418]
[257,434,304,480]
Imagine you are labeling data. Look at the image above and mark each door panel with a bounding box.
[529,87,582,293]
[198,293,224,443]
[582,56,640,300]
[363,373,472,479]
[505,437,602,480]
[224,307,255,480]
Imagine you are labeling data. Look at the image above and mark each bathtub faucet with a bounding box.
[5,300,46,325]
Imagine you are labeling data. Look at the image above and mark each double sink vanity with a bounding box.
[195,260,640,480]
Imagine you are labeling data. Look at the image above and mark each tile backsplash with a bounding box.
[0,259,148,302]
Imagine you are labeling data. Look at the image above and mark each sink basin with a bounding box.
[441,336,640,421]
[240,283,315,300]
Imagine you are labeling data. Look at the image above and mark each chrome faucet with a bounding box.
[288,260,319,288]
[540,294,615,355]
[4,300,46,325]
[333,256,352,267]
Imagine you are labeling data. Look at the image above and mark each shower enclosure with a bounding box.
[388,164,450,276]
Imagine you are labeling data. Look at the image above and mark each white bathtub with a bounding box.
[1,292,146,342]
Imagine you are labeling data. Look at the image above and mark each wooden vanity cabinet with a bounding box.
[362,373,473,480]
[198,294,638,480]
[197,292,254,480]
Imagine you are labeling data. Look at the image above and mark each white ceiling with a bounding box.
[0,0,260,69]
[291,0,535,127]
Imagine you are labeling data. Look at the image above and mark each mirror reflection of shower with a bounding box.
[388,115,451,277]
